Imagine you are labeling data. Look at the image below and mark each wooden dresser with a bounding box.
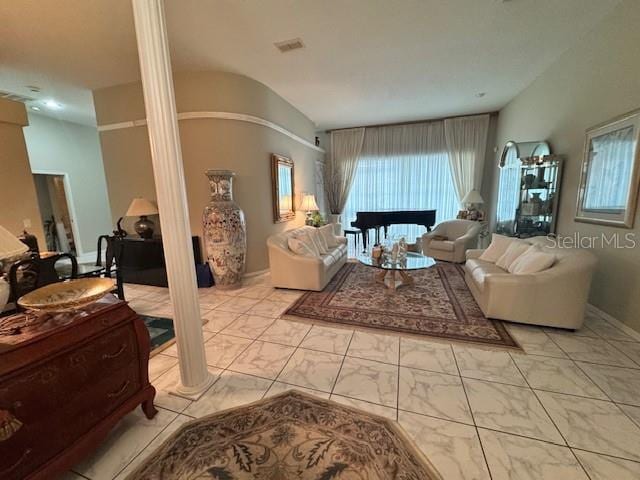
[0,296,157,480]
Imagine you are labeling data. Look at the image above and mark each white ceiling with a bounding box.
[0,0,622,128]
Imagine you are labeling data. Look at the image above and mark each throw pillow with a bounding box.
[306,229,328,254]
[509,246,556,274]
[319,224,339,248]
[287,237,317,257]
[496,240,530,271]
[297,231,321,256]
[312,228,330,254]
[479,234,513,263]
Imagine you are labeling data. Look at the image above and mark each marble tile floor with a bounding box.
[64,277,640,480]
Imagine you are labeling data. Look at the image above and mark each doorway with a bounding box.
[33,173,77,255]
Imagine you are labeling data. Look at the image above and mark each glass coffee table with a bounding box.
[358,252,436,293]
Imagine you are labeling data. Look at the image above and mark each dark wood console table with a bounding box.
[0,296,157,480]
[114,235,202,287]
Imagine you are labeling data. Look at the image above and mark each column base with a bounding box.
[169,370,217,401]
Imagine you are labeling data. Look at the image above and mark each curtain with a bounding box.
[342,121,458,241]
[495,145,520,234]
[324,128,365,214]
[444,114,490,205]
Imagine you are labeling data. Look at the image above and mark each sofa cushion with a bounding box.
[470,263,507,292]
[288,237,317,257]
[308,229,328,254]
[509,246,556,274]
[479,234,514,263]
[319,224,339,248]
[298,232,321,256]
[429,240,455,252]
[496,240,530,270]
[464,258,495,275]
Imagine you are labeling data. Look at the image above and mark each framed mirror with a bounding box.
[271,154,295,223]
[575,109,640,228]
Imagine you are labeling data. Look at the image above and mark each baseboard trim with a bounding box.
[587,303,640,341]
[243,268,270,279]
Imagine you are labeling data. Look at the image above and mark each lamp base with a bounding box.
[305,211,314,226]
[134,216,155,239]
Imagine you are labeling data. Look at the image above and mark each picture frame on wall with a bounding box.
[575,108,640,228]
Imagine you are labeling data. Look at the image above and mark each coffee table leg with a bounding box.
[399,270,414,287]
[374,270,387,286]
[388,271,397,293]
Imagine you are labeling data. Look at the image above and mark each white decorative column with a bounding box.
[131,0,214,398]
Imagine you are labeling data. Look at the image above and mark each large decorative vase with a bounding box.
[203,170,247,290]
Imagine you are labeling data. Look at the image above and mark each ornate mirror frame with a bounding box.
[575,109,640,228]
[271,154,295,223]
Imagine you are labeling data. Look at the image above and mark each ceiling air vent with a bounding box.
[274,38,305,53]
[0,90,35,103]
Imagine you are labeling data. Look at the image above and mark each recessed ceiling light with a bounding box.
[31,106,41,111]
[476,92,486,98]
[43,99,62,110]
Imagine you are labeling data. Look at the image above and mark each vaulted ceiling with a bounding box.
[0,0,622,127]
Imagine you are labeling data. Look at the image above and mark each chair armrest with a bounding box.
[466,249,484,260]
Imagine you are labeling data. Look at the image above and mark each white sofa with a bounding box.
[464,236,597,329]
[422,220,482,263]
[267,226,348,291]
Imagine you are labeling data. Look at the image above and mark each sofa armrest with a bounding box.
[466,249,484,260]
[336,236,347,246]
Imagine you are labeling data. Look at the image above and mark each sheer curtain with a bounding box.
[324,128,365,214]
[342,121,458,241]
[444,114,490,204]
[495,145,520,234]
[584,126,634,211]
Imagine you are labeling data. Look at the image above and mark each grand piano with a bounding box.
[350,210,437,250]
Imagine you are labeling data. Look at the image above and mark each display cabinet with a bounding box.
[495,140,563,238]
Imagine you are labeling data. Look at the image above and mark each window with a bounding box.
[342,151,458,241]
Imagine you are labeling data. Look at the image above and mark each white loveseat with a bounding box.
[464,236,597,329]
[267,226,348,291]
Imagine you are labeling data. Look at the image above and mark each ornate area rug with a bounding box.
[285,262,520,349]
[127,391,441,479]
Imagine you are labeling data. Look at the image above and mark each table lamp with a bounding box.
[0,225,29,309]
[300,194,319,225]
[125,198,159,239]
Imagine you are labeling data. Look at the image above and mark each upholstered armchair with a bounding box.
[422,220,481,263]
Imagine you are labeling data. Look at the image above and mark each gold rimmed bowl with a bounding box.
[18,278,115,313]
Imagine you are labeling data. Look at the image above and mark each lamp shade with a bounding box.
[462,190,484,205]
[125,197,158,217]
[300,194,319,212]
[0,225,28,260]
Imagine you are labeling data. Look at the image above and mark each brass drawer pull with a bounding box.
[107,381,130,398]
[102,344,127,360]
[0,448,31,474]
[0,409,23,441]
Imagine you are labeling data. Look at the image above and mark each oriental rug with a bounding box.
[285,262,520,349]
[126,390,442,479]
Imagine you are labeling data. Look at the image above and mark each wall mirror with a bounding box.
[575,109,640,228]
[271,154,295,223]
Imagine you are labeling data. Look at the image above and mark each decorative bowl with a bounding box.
[17,278,115,313]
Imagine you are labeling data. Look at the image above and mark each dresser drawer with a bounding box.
[0,325,139,420]
[0,362,141,480]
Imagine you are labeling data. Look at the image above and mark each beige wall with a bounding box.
[23,113,113,257]
[94,71,324,273]
[0,98,45,247]
[492,0,640,331]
